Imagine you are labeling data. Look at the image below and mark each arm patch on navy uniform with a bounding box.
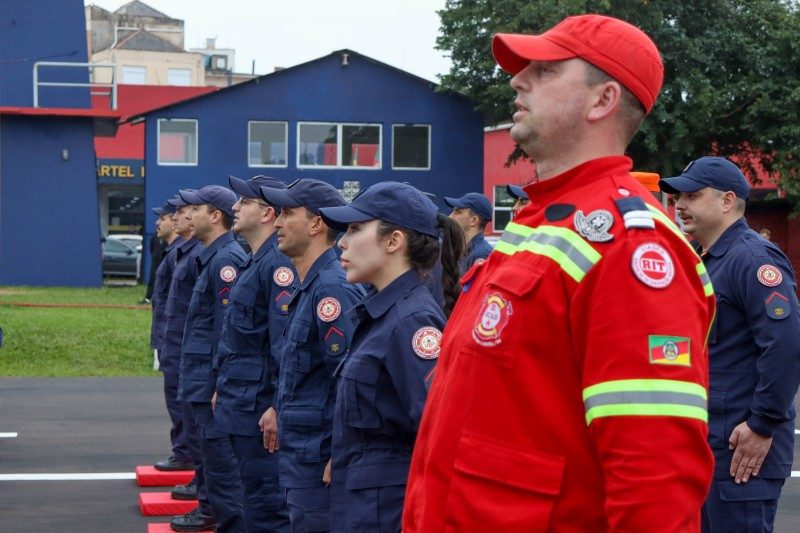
[765,291,792,320]
[614,197,655,230]
[324,325,346,355]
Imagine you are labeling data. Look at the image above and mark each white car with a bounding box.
[107,234,143,253]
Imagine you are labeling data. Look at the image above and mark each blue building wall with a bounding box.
[142,51,483,276]
[0,0,102,286]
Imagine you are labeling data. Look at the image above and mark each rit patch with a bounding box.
[317,297,342,322]
[757,264,783,287]
[220,265,237,283]
[412,327,442,359]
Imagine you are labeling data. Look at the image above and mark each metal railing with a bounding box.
[33,62,117,109]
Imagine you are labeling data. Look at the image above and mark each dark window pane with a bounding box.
[393,125,429,168]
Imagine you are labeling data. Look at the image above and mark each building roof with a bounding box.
[114,28,184,52]
[114,1,171,19]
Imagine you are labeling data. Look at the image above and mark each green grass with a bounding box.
[0,285,157,377]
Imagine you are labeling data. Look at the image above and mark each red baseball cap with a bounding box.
[492,14,663,113]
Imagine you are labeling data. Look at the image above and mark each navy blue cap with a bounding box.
[444,192,493,221]
[659,156,750,199]
[320,181,439,238]
[166,192,191,208]
[152,199,178,216]
[259,179,345,215]
[179,185,238,217]
[506,184,529,200]
[229,175,286,199]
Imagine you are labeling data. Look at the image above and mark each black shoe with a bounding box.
[171,479,198,500]
[170,508,216,532]
[154,456,194,471]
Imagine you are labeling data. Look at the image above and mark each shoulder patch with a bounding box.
[413,327,442,360]
[273,266,294,287]
[649,335,691,366]
[317,297,341,322]
[765,291,791,320]
[757,264,783,287]
[574,209,614,242]
[631,242,675,289]
[324,325,346,355]
[220,265,237,282]
[615,197,655,230]
[274,290,292,315]
[545,203,576,221]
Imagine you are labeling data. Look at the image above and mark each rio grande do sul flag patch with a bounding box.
[648,335,691,367]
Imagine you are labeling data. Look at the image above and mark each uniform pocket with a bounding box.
[444,433,564,532]
[340,355,381,429]
[344,461,408,532]
[707,389,727,448]
[280,406,324,462]
[222,359,264,411]
[230,286,257,330]
[183,341,213,381]
[287,320,311,373]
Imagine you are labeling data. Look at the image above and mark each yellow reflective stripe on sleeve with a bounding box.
[696,262,714,297]
[496,222,601,283]
[582,378,708,425]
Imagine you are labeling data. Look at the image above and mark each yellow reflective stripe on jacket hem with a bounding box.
[496,222,601,283]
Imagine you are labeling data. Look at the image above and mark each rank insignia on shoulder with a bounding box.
[220,265,237,283]
[649,335,691,366]
[615,197,655,230]
[472,293,513,347]
[412,327,442,360]
[757,264,783,287]
[317,297,341,322]
[765,291,791,320]
[274,290,292,315]
[324,325,346,355]
[574,209,614,242]
[424,366,435,392]
[631,242,674,289]
[273,266,294,287]
[218,286,231,306]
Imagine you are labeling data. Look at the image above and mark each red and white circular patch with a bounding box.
[316,297,341,322]
[273,266,294,287]
[412,327,442,360]
[757,264,783,287]
[631,242,674,289]
[219,265,237,283]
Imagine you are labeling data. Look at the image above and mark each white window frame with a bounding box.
[167,68,192,86]
[492,185,514,233]
[121,65,147,84]
[296,121,382,170]
[391,124,431,170]
[248,121,288,168]
[157,118,198,166]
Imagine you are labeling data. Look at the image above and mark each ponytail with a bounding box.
[435,213,465,317]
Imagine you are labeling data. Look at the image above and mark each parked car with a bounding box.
[107,234,143,253]
[102,238,140,279]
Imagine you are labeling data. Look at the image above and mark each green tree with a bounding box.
[437,0,800,201]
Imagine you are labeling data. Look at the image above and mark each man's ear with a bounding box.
[307,213,326,236]
[587,80,622,123]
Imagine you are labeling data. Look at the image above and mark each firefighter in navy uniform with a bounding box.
[660,157,800,533]
[506,183,530,218]
[172,185,248,533]
[318,182,464,533]
[404,15,716,532]
[259,179,364,532]
[444,192,494,273]
[213,175,294,532]
[151,198,192,472]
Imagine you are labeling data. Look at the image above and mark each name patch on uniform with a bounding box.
[631,243,674,289]
[412,327,442,359]
[219,265,237,283]
[649,335,691,366]
[324,325,345,355]
[574,209,614,242]
[317,297,341,322]
[757,264,783,287]
[765,291,791,320]
[472,293,513,347]
[273,266,294,287]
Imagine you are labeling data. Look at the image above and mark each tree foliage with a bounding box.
[436,0,800,201]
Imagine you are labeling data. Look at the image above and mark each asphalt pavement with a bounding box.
[0,377,798,532]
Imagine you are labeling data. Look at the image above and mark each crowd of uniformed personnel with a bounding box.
[145,13,800,533]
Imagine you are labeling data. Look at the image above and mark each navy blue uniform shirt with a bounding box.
[151,236,184,352]
[214,233,297,436]
[330,270,443,532]
[459,232,493,274]
[179,232,247,403]
[276,247,364,488]
[161,238,204,374]
[705,217,800,479]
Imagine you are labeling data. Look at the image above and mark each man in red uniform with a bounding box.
[404,14,716,532]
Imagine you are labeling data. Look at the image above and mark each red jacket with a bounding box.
[404,157,715,532]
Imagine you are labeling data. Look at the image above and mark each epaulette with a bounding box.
[614,197,655,230]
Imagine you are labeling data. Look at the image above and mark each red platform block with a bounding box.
[147,522,214,533]
[139,492,196,516]
[136,465,194,487]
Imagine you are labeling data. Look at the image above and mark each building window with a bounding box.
[392,124,430,169]
[158,119,198,165]
[167,68,192,86]
[493,185,515,232]
[248,121,288,167]
[121,66,146,84]
[297,122,381,169]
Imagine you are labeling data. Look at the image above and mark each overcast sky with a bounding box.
[85,0,453,82]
